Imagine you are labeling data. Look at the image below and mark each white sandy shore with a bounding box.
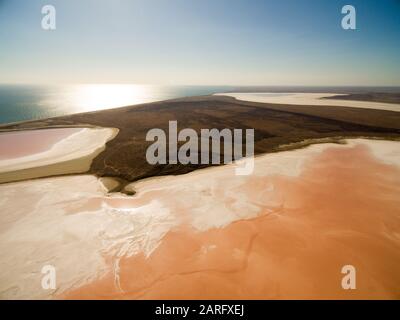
[0,138,399,299]
[0,127,118,183]
[215,92,400,112]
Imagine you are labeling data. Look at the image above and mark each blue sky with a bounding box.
[0,0,399,85]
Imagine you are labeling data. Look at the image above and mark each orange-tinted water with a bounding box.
[64,143,400,299]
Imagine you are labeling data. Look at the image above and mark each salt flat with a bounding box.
[0,138,399,299]
[216,92,400,112]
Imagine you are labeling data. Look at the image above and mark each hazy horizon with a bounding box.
[1,0,400,86]
[2,83,400,88]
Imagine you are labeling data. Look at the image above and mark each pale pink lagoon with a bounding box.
[0,128,82,160]
[0,127,118,183]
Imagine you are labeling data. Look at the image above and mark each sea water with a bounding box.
[0,84,398,125]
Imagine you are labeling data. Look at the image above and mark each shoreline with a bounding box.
[65,138,400,300]
[0,131,398,191]
[0,89,399,298]
[0,127,119,184]
[0,94,399,186]
[215,92,400,112]
[1,91,399,130]
[1,137,399,299]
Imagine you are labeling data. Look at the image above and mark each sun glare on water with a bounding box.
[70,84,153,112]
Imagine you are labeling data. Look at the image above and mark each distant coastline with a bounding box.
[1,84,399,125]
[1,93,400,186]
